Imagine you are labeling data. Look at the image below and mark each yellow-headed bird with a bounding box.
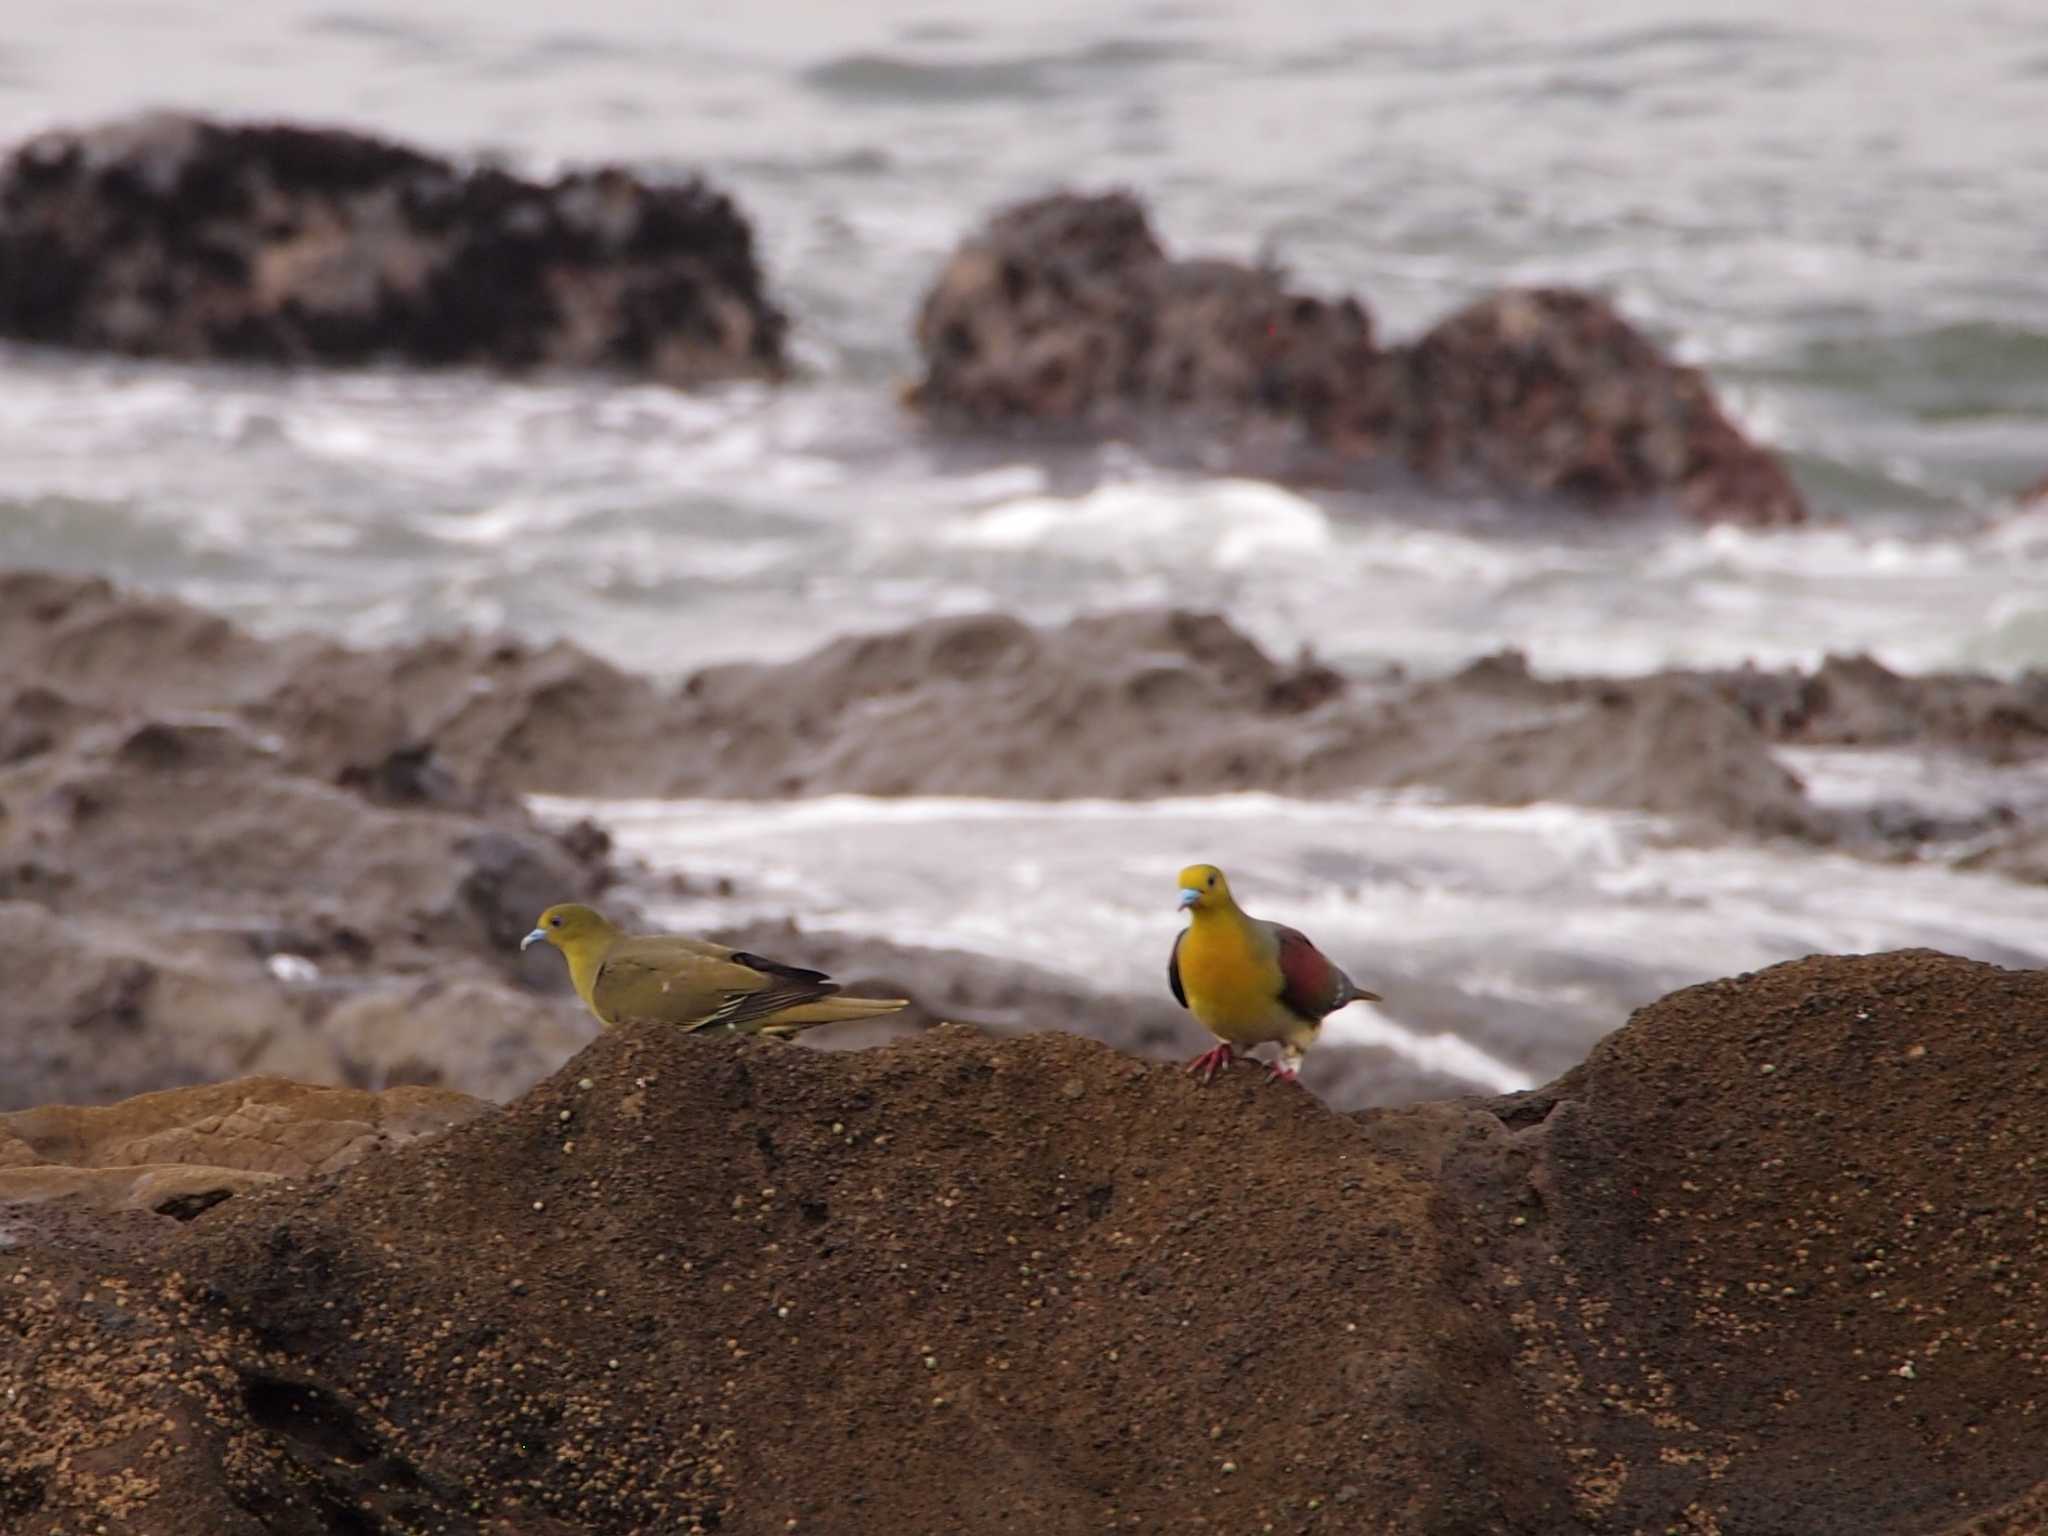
[522,903,908,1035]
[1168,864,1381,1084]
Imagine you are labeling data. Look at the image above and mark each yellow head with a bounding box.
[1176,863,1234,912]
[520,902,617,957]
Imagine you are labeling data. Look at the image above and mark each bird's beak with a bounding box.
[1178,888,1202,909]
[520,927,548,951]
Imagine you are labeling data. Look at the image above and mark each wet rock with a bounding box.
[0,902,345,1110]
[1961,823,2048,886]
[911,191,1804,524]
[5,950,2045,1532]
[7,570,2045,1112]
[13,569,2045,839]
[660,608,1356,800]
[910,190,1396,463]
[0,112,787,381]
[1403,287,1805,525]
[0,574,613,1109]
[1716,652,2048,760]
[321,980,595,1098]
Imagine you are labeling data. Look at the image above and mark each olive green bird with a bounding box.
[522,903,908,1035]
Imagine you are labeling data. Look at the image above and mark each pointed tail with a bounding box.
[756,995,911,1035]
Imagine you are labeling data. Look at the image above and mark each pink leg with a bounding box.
[1183,1043,1238,1084]
[1267,1044,1307,1085]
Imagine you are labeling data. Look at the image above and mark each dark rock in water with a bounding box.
[0,112,787,381]
[1404,287,1805,525]
[3,951,2045,1532]
[910,191,1804,524]
[911,190,1396,460]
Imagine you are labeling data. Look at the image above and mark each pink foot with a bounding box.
[1184,1044,1239,1085]
[1267,1061,1300,1084]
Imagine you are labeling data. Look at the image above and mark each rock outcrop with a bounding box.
[910,191,1806,525]
[11,566,2048,841]
[0,1075,484,1219]
[0,113,787,381]
[2,949,2043,1532]
[0,571,614,1109]
[7,569,2046,1109]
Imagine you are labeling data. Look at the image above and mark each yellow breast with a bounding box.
[560,936,616,1024]
[1178,915,1290,1044]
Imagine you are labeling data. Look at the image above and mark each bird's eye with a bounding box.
[1206,873,1217,887]
[550,915,563,927]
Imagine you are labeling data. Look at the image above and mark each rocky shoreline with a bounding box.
[3,948,2045,1533]
[0,92,2043,1536]
[909,192,1806,524]
[0,114,1821,522]
[5,569,2045,1113]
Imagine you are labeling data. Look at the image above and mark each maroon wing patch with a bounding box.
[1273,925,1345,1022]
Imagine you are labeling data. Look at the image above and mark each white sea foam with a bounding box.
[532,789,2048,1093]
[940,478,1331,569]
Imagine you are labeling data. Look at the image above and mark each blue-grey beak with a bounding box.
[520,927,548,951]
[1178,887,1202,909]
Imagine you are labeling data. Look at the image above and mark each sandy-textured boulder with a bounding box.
[0,113,786,381]
[1450,948,2048,1529]
[911,191,1805,524]
[0,1075,484,1221]
[3,950,2045,1532]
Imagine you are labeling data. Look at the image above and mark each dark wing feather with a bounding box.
[694,971,843,1033]
[1272,924,1347,1022]
[728,952,831,985]
[1167,930,1188,1009]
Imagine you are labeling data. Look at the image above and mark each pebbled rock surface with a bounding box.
[0,1075,484,1219]
[1,950,2043,1532]
[910,190,1805,524]
[0,112,786,381]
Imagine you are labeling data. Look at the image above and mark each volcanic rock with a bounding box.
[0,113,787,381]
[910,191,1805,524]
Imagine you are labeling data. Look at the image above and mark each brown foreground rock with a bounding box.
[0,113,786,381]
[1,949,2043,1533]
[911,191,1805,525]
